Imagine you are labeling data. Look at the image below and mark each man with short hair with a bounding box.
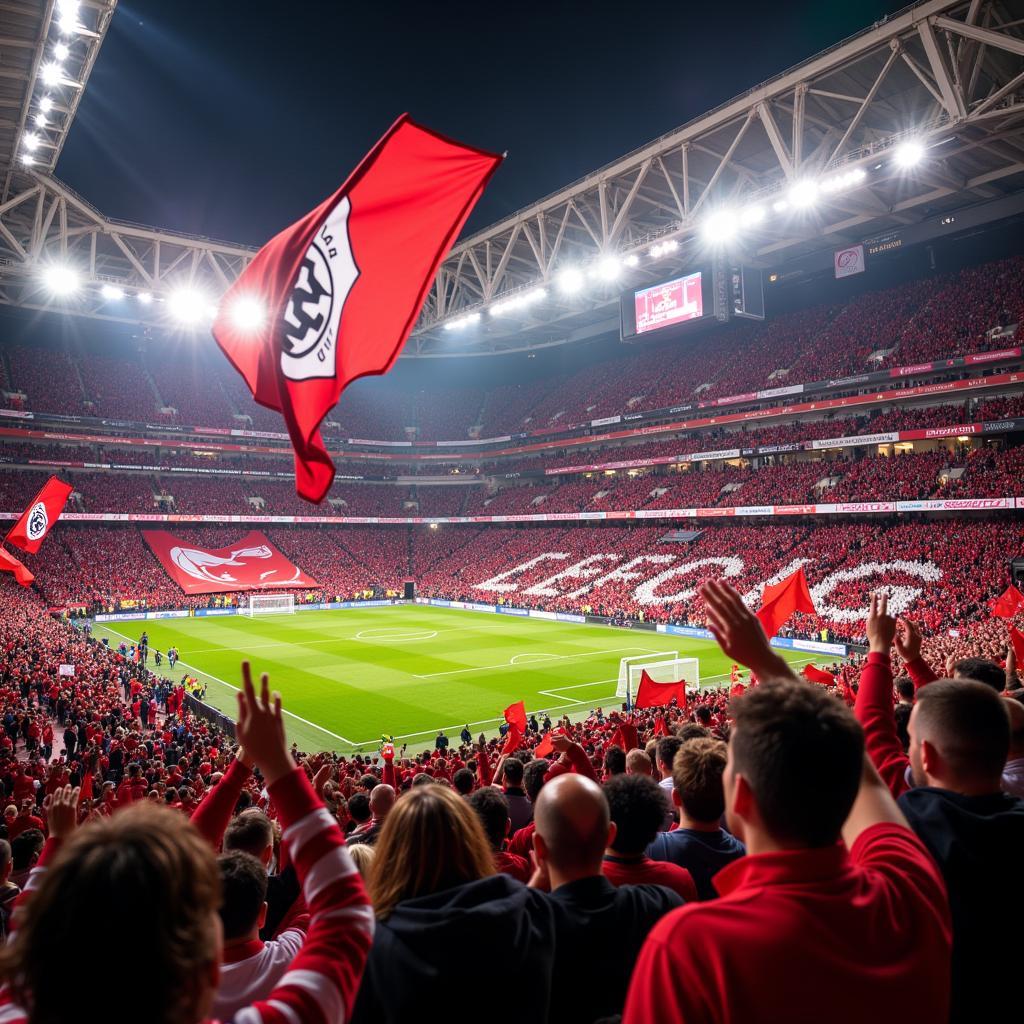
[532,774,682,1023]
[498,757,532,832]
[655,736,683,793]
[348,784,395,847]
[213,851,305,1021]
[602,745,626,779]
[646,737,745,900]
[858,595,1024,1022]
[625,581,952,1024]
[468,786,530,883]
[602,775,697,901]
[507,759,549,858]
[625,749,653,776]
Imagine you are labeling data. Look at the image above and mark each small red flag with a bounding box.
[653,714,668,737]
[503,701,528,734]
[0,546,34,587]
[79,770,93,803]
[1010,626,1024,669]
[212,116,502,502]
[534,732,554,758]
[991,585,1024,619]
[730,682,746,699]
[802,664,836,687]
[5,475,73,554]
[756,567,817,639]
[635,670,686,710]
[501,724,523,756]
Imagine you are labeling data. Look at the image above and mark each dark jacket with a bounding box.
[351,874,556,1024]
[899,786,1024,1023]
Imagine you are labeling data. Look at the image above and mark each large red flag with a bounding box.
[0,546,34,587]
[756,567,817,638]
[991,584,1024,619]
[213,116,502,502]
[1010,626,1024,669]
[635,670,686,710]
[5,475,73,554]
[503,701,528,734]
[501,724,523,756]
[534,732,555,758]
[802,664,836,687]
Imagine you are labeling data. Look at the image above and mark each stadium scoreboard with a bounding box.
[620,261,764,342]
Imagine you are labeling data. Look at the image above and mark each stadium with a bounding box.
[0,1,1022,1022]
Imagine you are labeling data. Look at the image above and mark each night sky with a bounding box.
[59,0,911,248]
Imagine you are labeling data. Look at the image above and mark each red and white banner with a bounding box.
[142,530,319,594]
[5,475,73,553]
[834,244,865,279]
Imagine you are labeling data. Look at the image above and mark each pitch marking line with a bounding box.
[98,626,357,747]
[412,647,671,680]
[353,628,438,642]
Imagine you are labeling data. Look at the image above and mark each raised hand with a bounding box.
[894,618,923,664]
[865,593,897,655]
[44,784,81,839]
[236,662,293,786]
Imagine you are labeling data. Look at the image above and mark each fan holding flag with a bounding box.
[1,475,74,588]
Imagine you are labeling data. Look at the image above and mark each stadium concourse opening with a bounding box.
[0,1,1023,1022]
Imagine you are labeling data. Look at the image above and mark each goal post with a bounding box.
[616,653,700,708]
[245,593,296,617]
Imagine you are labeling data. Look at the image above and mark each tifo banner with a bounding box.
[834,243,865,279]
[142,530,319,595]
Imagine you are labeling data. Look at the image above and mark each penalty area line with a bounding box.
[97,626,357,747]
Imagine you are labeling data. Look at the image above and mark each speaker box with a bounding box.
[404,580,416,600]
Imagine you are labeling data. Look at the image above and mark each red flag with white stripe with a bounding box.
[213,116,502,502]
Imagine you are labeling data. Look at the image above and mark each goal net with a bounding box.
[246,593,296,617]
[616,653,700,706]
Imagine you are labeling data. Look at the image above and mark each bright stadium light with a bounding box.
[35,112,48,127]
[57,8,80,34]
[39,96,54,112]
[167,287,210,325]
[42,264,80,297]
[22,133,40,151]
[741,205,766,227]
[787,179,819,209]
[558,267,585,294]
[702,209,739,244]
[136,291,153,305]
[772,198,789,213]
[894,139,925,168]
[53,42,70,61]
[40,63,63,86]
[649,239,679,259]
[229,295,267,331]
[624,253,640,268]
[20,153,35,167]
[443,312,481,331]
[596,256,621,281]
[100,284,125,301]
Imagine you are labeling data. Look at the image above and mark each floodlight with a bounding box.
[894,140,925,168]
[229,295,267,331]
[57,11,79,34]
[35,113,48,127]
[558,267,585,294]
[787,179,818,208]
[596,256,621,281]
[136,291,153,305]
[772,198,789,213]
[167,287,209,325]
[39,96,54,112]
[741,205,765,227]
[42,264,80,296]
[624,254,640,267]
[702,209,739,244]
[41,63,63,86]
[23,133,40,151]
[54,42,70,61]
[100,284,125,300]
[19,154,35,167]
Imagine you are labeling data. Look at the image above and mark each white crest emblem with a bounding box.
[281,196,360,381]
[26,502,48,542]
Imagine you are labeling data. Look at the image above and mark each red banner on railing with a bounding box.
[142,530,319,594]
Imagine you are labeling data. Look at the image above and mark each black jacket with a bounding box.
[899,786,1024,1023]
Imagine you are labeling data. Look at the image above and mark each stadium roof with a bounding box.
[0,0,1022,356]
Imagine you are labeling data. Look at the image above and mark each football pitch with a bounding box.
[91,605,825,753]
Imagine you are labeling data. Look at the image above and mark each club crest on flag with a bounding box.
[26,502,49,542]
[281,197,360,382]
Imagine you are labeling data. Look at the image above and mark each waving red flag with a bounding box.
[6,475,73,554]
[730,682,746,699]
[503,701,528,734]
[501,724,523,756]
[635,670,686,710]
[213,115,502,502]
[534,732,555,758]
[991,584,1024,619]
[802,664,836,687]
[653,714,668,737]
[0,546,33,587]
[756,567,817,638]
[1010,626,1024,669]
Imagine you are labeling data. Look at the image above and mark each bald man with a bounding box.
[349,783,395,847]
[1002,698,1024,798]
[530,774,681,1023]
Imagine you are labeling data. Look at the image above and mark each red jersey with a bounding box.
[624,824,951,1024]
[602,854,698,902]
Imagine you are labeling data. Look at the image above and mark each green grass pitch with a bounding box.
[92,605,827,753]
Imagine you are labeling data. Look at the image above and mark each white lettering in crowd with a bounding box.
[473,553,569,592]
[809,560,943,622]
[523,554,620,597]
[633,557,744,607]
